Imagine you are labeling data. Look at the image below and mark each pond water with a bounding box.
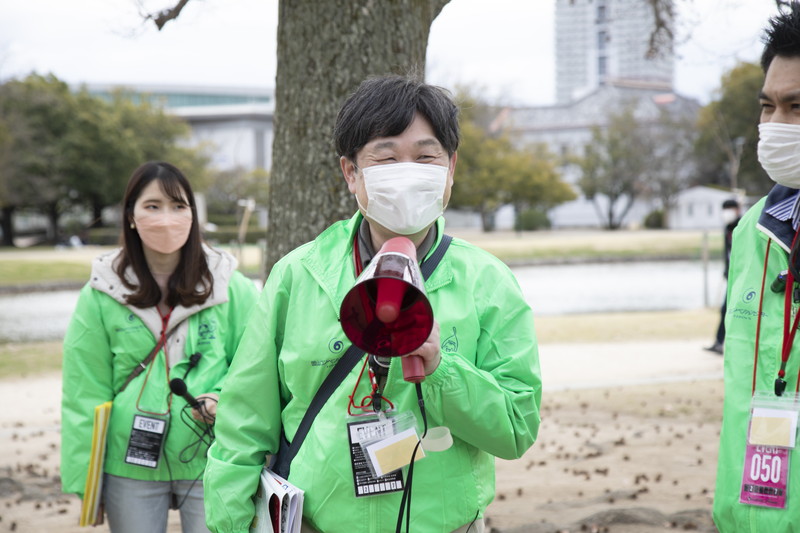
[0,259,724,343]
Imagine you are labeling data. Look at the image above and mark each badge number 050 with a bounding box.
[740,445,790,508]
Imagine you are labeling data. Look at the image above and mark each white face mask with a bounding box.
[357,162,448,235]
[722,208,739,225]
[758,122,800,188]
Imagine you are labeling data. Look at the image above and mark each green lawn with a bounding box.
[0,341,63,378]
[0,261,91,286]
[0,232,723,286]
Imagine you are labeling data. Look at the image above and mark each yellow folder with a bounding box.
[80,401,112,527]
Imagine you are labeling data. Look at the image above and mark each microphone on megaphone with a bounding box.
[340,236,433,383]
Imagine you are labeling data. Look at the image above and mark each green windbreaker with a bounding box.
[61,246,259,496]
[204,214,542,533]
[714,193,800,531]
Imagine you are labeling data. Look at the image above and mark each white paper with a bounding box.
[751,407,799,448]
[250,468,305,533]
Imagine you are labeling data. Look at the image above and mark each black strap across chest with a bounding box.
[271,234,452,478]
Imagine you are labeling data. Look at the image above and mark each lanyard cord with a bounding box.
[780,269,800,381]
[349,236,396,415]
[135,307,174,415]
[353,234,363,276]
[753,236,800,396]
[779,230,800,396]
[753,240,772,395]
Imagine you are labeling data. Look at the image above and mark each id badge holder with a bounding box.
[739,392,800,509]
[346,410,423,497]
[125,414,169,468]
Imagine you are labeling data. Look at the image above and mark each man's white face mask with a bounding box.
[722,208,739,225]
[357,162,448,235]
[758,122,800,188]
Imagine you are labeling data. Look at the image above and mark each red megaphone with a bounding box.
[339,237,433,383]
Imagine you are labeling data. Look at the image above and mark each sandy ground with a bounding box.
[0,334,725,533]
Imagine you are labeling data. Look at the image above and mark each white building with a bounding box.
[505,83,699,229]
[555,0,674,104]
[668,186,743,230]
[87,84,274,172]
[497,0,698,229]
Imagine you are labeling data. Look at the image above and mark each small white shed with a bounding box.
[668,186,741,230]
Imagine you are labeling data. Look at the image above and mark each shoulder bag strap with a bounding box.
[118,326,180,393]
[272,234,453,478]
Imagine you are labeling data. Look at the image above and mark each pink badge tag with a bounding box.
[739,444,790,509]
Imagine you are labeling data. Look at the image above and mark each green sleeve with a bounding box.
[423,267,542,460]
[208,271,260,394]
[60,285,114,496]
[204,268,284,533]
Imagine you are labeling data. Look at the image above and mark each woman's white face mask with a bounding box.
[758,122,800,188]
[357,162,448,235]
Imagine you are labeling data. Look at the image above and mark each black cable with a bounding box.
[161,418,178,509]
[177,400,217,463]
[182,352,203,380]
[148,353,207,511]
[395,382,427,533]
[465,510,480,532]
[163,398,217,510]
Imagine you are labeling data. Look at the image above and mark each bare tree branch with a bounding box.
[144,0,192,31]
[645,0,675,59]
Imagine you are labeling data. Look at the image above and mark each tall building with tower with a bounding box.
[555,0,674,104]
[494,0,699,229]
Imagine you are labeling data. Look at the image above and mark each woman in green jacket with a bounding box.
[61,161,258,533]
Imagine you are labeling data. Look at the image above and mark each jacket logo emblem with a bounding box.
[441,327,458,353]
[328,339,345,354]
[742,288,757,305]
[198,320,217,341]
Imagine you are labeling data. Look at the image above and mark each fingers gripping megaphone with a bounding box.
[339,237,433,383]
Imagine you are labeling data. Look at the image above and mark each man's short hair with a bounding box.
[722,199,740,210]
[333,75,460,162]
[761,1,800,73]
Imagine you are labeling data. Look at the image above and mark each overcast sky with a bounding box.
[0,0,780,107]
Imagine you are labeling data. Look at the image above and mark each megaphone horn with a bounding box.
[340,237,433,383]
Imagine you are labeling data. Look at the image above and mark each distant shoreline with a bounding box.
[1,252,712,295]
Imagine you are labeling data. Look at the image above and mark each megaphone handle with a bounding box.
[402,354,426,383]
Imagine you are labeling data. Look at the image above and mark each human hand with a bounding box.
[191,393,219,423]
[405,320,441,376]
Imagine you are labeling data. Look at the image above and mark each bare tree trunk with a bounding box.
[45,202,60,243]
[266,0,450,273]
[606,202,618,230]
[0,206,14,247]
[480,207,495,232]
[616,195,636,229]
[91,198,104,228]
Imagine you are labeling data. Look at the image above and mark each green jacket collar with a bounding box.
[300,213,453,315]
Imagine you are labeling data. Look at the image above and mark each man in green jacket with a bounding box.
[714,3,800,531]
[204,75,542,533]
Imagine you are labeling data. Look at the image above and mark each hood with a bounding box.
[89,244,238,342]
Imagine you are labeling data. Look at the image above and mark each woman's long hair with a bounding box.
[115,161,213,308]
